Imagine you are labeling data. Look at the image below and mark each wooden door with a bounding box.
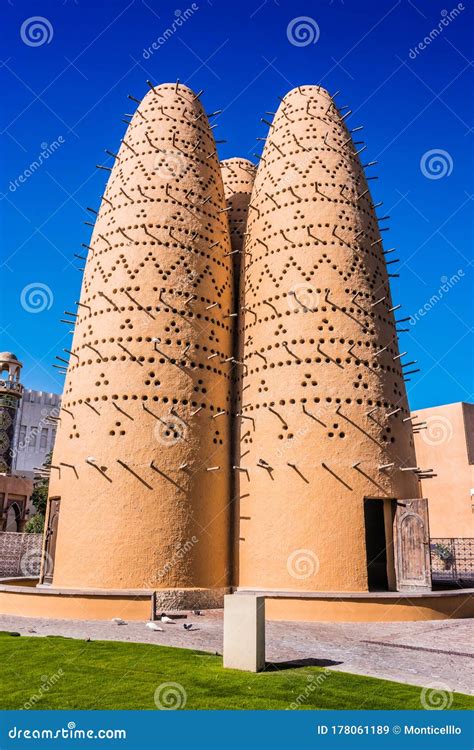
[393,498,431,591]
[41,497,60,585]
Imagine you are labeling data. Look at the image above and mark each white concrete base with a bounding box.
[223,594,265,672]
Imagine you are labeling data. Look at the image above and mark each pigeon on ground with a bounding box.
[192,610,203,616]
[146,622,164,631]
[183,623,193,630]
[111,617,127,625]
[160,613,175,624]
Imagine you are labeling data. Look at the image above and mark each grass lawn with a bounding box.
[0,632,472,710]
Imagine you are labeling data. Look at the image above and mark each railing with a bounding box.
[430,538,474,586]
[0,379,23,394]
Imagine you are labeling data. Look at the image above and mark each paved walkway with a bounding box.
[0,612,472,695]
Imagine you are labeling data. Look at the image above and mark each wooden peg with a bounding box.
[370,297,386,307]
[121,139,137,155]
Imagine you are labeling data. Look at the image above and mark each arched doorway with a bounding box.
[4,502,21,532]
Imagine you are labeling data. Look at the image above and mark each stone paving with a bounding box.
[0,612,472,695]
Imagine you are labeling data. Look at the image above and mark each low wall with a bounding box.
[236,588,474,622]
[0,582,153,621]
[0,532,42,577]
[0,582,227,622]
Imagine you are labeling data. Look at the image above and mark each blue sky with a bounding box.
[0,0,472,410]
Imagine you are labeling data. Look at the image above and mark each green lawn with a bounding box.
[0,632,472,710]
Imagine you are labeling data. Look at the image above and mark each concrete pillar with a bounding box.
[223,594,265,672]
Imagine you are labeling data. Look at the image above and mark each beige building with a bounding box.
[414,401,473,538]
[12,389,60,480]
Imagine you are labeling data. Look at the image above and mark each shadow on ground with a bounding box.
[265,658,343,671]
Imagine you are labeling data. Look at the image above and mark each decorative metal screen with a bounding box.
[0,532,43,578]
[430,538,474,585]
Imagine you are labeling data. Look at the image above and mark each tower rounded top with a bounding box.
[0,352,20,363]
[221,158,256,169]
[280,84,332,103]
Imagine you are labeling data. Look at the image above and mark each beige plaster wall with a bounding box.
[414,402,474,537]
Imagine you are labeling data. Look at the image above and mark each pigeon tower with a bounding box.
[46,84,234,607]
[236,86,419,593]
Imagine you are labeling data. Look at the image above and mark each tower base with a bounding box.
[0,580,230,621]
[235,587,474,622]
[0,580,471,622]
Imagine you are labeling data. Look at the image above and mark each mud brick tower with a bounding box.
[236,86,420,594]
[46,84,234,606]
